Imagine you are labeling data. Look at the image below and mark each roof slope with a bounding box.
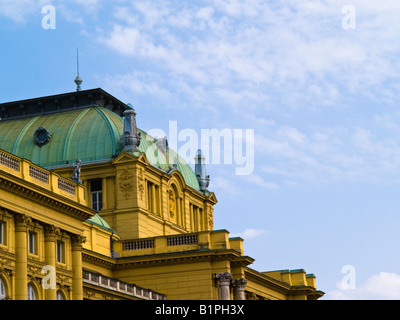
[0,106,200,191]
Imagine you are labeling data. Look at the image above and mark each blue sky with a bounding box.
[2,0,400,299]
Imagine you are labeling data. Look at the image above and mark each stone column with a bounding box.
[44,225,57,300]
[71,235,85,300]
[233,278,248,300]
[102,178,108,210]
[14,214,28,300]
[216,272,232,300]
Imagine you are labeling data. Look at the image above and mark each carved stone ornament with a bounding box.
[119,170,134,200]
[215,272,232,285]
[137,168,144,201]
[168,190,176,218]
[207,205,214,229]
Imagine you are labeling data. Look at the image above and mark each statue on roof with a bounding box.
[71,159,82,183]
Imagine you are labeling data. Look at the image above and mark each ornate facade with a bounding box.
[0,88,324,300]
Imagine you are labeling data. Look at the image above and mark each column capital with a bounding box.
[232,278,248,288]
[232,278,248,300]
[216,272,232,300]
[215,272,232,285]
[71,235,86,251]
[44,225,58,242]
[14,214,29,232]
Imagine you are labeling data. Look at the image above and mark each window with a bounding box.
[0,222,4,245]
[91,180,103,211]
[27,284,36,300]
[57,241,64,263]
[191,205,203,232]
[0,278,5,300]
[57,291,64,300]
[28,231,37,255]
[147,181,154,212]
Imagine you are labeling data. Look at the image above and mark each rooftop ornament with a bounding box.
[195,149,210,193]
[74,49,82,91]
[120,109,141,151]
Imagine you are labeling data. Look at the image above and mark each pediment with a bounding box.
[112,150,149,166]
[206,192,218,204]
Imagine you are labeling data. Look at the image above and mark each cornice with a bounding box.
[82,250,116,270]
[244,267,325,299]
[288,286,325,300]
[244,267,291,295]
[114,249,243,270]
[0,174,94,222]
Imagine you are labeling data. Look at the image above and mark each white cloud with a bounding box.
[325,272,400,300]
[211,176,241,195]
[242,173,279,190]
[230,228,267,239]
[0,0,50,23]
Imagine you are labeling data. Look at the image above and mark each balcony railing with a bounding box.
[0,149,85,205]
[82,269,166,300]
[115,230,244,258]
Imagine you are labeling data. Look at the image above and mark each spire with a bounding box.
[195,149,210,193]
[74,49,82,91]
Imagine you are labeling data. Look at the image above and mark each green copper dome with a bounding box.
[86,214,115,233]
[0,106,200,191]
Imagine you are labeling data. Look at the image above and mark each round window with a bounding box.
[34,127,52,147]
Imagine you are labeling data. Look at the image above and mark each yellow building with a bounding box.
[0,88,324,300]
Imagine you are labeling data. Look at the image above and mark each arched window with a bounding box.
[27,284,36,300]
[0,278,6,300]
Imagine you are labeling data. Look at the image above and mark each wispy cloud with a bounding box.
[96,0,400,109]
[0,0,50,23]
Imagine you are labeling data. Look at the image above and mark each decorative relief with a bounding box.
[168,189,176,218]
[119,169,134,200]
[137,168,144,201]
[207,205,214,229]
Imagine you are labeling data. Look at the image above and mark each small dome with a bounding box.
[86,214,115,233]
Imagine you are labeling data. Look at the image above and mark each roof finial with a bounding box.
[74,49,82,91]
[195,149,210,193]
[120,109,141,151]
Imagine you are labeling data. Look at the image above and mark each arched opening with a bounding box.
[0,277,6,300]
[28,283,37,300]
